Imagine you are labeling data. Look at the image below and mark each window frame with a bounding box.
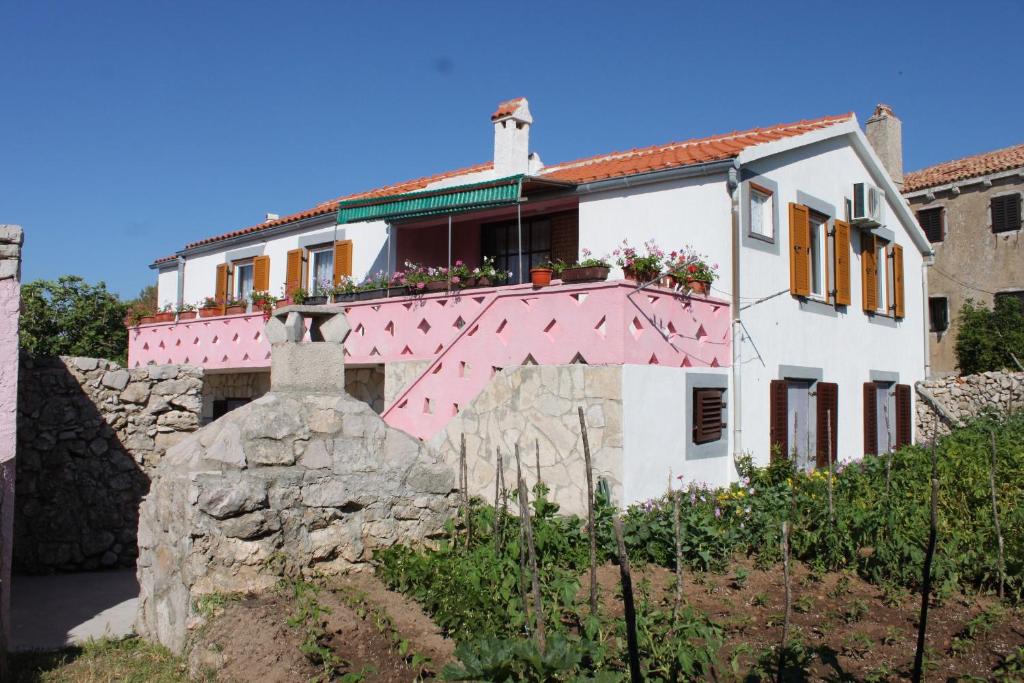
[306,244,335,295]
[990,192,1022,234]
[928,296,949,333]
[874,237,892,316]
[916,206,945,243]
[994,289,1024,311]
[481,215,553,285]
[806,210,831,302]
[231,258,255,302]
[748,182,775,242]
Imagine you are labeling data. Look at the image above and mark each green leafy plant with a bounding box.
[955,296,1024,374]
[20,276,130,362]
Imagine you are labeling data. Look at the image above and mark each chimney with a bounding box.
[265,213,279,223]
[491,97,532,177]
[865,104,903,189]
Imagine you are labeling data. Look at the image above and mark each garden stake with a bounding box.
[460,433,471,548]
[578,406,599,617]
[912,444,940,683]
[494,447,504,549]
[826,408,834,523]
[513,445,530,636]
[613,516,642,683]
[989,430,1005,599]
[535,438,542,489]
[516,444,545,650]
[778,520,792,683]
[884,401,893,493]
[672,473,683,615]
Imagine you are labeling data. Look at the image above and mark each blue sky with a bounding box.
[2,0,1021,298]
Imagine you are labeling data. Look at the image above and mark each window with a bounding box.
[233,260,254,301]
[995,290,1024,311]
[863,382,912,454]
[917,207,944,243]
[991,194,1022,234]
[808,211,828,298]
[749,184,774,240]
[482,216,551,284]
[692,388,725,444]
[929,296,949,332]
[308,246,334,294]
[874,238,889,314]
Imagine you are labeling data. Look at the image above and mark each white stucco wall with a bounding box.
[156,266,178,309]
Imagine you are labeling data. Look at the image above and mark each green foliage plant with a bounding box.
[20,276,129,362]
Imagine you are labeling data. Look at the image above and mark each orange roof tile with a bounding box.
[491,97,526,121]
[538,113,853,184]
[903,143,1024,192]
[168,113,853,257]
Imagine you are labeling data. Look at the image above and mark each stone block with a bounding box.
[270,342,346,394]
[196,478,268,519]
[317,312,351,344]
[101,369,130,391]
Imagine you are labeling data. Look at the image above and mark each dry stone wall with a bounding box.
[916,370,1024,442]
[14,356,203,572]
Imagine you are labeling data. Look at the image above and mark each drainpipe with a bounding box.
[922,253,933,380]
[728,163,742,479]
[176,256,185,310]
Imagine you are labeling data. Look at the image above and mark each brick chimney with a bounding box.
[865,104,903,189]
[492,97,532,177]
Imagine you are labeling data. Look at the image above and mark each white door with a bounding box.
[786,380,814,472]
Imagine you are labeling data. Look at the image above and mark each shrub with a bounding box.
[955,296,1024,374]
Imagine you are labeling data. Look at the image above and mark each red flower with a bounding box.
[687,264,698,274]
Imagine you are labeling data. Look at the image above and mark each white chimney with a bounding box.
[265,213,279,223]
[492,97,532,177]
[865,104,903,189]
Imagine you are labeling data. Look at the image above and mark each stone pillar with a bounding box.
[865,103,903,190]
[0,225,22,677]
[266,306,349,394]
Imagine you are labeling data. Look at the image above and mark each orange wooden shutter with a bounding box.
[769,380,789,461]
[215,263,229,305]
[863,382,878,455]
[815,382,838,469]
[789,203,811,297]
[253,255,270,292]
[891,243,905,318]
[895,384,912,447]
[833,220,852,306]
[333,240,353,284]
[862,235,878,313]
[285,248,303,297]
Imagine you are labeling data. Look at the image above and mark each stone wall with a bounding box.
[0,225,22,669]
[431,365,624,516]
[346,365,385,413]
[14,357,203,572]
[200,371,270,424]
[137,388,457,653]
[384,360,430,407]
[916,370,1024,442]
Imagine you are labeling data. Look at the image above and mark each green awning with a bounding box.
[336,175,524,224]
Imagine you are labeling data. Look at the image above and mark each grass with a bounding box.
[10,636,196,683]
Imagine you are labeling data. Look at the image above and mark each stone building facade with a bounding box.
[916,370,1024,442]
[903,144,1024,376]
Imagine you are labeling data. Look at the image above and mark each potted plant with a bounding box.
[154,304,175,323]
[559,249,612,283]
[401,262,446,294]
[304,279,330,306]
[289,287,309,305]
[224,297,247,315]
[614,239,664,283]
[472,256,510,288]
[666,248,718,295]
[330,277,357,303]
[176,302,197,320]
[251,290,275,317]
[199,296,221,318]
[530,262,555,288]
[354,271,392,301]
[124,304,152,327]
[449,260,472,289]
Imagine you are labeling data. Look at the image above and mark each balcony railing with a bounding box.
[127,280,731,438]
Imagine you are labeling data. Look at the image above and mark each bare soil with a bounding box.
[594,558,1024,681]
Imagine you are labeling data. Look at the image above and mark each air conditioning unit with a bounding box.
[851,182,884,227]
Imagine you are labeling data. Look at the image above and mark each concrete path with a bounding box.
[10,569,139,651]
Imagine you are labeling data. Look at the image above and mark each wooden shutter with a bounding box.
[863,382,878,455]
[285,248,304,297]
[549,211,580,265]
[833,220,851,306]
[769,380,789,460]
[692,388,725,444]
[895,384,912,448]
[253,255,270,292]
[991,194,1022,234]
[215,263,229,305]
[333,240,353,284]
[789,203,811,297]
[891,243,905,318]
[815,382,838,469]
[861,235,878,313]
[917,208,944,243]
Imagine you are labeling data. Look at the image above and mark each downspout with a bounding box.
[728,163,742,478]
[176,256,185,310]
[922,253,933,379]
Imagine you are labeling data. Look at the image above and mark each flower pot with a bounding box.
[354,288,387,301]
[304,296,328,306]
[225,305,246,315]
[530,268,553,287]
[199,307,220,318]
[154,312,175,323]
[276,298,290,308]
[177,311,197,321]
[561,266,610,283]
[140,315,156,325]
[425,280,448,292]
[623,266,659,283]
[686,279,710,295]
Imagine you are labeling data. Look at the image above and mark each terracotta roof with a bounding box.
[153,254,177,265]
[168,112,853,257]
[903,143,1024,192]
[538,113,854,184]
[182,162,493,250]
[491,97,526,121]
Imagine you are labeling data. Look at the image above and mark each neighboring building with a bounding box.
[130,98,930,501]
[900,133,1024,376]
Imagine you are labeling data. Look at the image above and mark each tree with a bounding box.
[130,283,158,312]
[20,276,129,363]
[954,297,1024,375]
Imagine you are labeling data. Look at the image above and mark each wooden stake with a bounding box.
[535,438,542,490]
[826,408,835,523]
[494,447,504,548]
[989,430,1005,599]
[672,472,683,614]
[516,444,545,650]
[460,433,471,548]
[912,444,940,683]
[613,517,642,683]
[578,407,599,617]
[778,520,792,683]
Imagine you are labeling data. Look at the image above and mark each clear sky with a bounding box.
[2,0,1021,298]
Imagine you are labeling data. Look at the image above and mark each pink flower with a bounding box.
[451,276,461,284]
[416,282,425,290]
[455,260,464,266]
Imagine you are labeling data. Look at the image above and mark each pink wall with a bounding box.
[0,241,20,666]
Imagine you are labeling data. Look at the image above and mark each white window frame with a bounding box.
[749,183,775,241]
[307,245,334,295]
[807,211,830,301]
[232,259,254,302]
[875,237,891,316]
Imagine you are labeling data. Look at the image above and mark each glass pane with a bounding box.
[235,264,254,300]
[311,249,333,294]
[808,218,822,295]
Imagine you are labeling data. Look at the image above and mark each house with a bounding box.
[899,134,1024,376]
[131,98,930,506]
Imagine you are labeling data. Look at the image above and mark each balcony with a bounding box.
[127,280,731,439]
